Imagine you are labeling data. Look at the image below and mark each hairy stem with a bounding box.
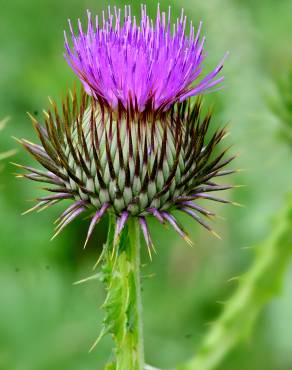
[177,197,292,370]
[102,215,144,370]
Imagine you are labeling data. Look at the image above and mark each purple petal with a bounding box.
[64,5,226,113]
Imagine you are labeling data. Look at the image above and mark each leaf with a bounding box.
[178,195,292,370]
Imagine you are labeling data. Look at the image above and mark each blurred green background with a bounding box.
[0,0,292,369]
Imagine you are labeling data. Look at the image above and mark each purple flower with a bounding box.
[64,4,227,113]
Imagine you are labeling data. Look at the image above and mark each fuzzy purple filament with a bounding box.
[64,4,227,113]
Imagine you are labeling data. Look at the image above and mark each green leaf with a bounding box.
[178,195,292,370]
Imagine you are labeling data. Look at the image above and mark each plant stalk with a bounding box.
[102,215,144,370]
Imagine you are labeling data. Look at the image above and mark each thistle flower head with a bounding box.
[18,6,235,255]
[18,89,234,254]
[64,5,227,114]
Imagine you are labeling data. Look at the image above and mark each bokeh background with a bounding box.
[1,0,292,369]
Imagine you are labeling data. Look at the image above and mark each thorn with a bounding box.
[89,332,104,353]
[83,238,89,249]
[73,273,100,285]
[92,253,104,271]
[21,203,43,215]
[147,247,153,261]
[26,111,37,123]
[184,235,194,247]
[50,222,66,240]
[12,136,22,144]
[10,162,22,168]
[236,168,247,173]
[228,276,240,283]
[231,201,245,208]
[50,232,59,241]
[211,230,222,240]
[93,247,107,270]
[43,109,50,119]
[37,201,57,213]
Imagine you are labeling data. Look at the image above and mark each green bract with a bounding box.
[18,89,235,251]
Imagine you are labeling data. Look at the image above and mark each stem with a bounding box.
[102,215,144,370]
[128,217,145,369]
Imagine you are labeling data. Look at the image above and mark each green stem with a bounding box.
[129,217,145,369]
[102,215,144,370]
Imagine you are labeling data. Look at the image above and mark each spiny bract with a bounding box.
[18,89,234,255]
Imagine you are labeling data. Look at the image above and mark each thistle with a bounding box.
[17,5,235,370]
